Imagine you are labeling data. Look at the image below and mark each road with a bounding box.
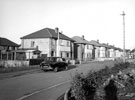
[0,61,115,100]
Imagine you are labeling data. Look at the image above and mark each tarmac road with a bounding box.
[0,61,115,100]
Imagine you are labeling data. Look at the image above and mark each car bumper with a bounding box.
[41,65,53,70]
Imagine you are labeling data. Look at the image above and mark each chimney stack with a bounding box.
[97,39,99,43]
[55,27,59,34]
[82,35,85,40]
[60,31,63,34]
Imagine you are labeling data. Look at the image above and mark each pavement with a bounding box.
[0,68,41,80]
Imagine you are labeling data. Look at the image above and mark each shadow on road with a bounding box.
[41,65,77,73]
[67,65,77,71]
[56,93,64,100]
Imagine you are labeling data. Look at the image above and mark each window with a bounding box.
[31,41,35,47]
[60,40,64,46]
[51,39,56,45]
[67,53,69,58]
[67,41,70,47]
[51,51,54,57]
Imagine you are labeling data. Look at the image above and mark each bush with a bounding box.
[71,71,100,100]
[70,62,133,100]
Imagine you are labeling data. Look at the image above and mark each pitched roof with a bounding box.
[72,36,91,44]
[131,48,135,52]
[21,28,74,41]
[0,37,19,47]
[115,47,123,51]
[107,45,116,49]
[89,40,101,46]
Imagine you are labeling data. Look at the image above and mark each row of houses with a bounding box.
[0,27,127,61]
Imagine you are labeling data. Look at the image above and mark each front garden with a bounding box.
[69,62,135,100]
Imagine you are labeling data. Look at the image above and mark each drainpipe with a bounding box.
[7,52,8,60]
[56,27,60,57]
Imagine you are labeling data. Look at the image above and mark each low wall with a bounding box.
[96,57,115,61]
[0,60,29,67]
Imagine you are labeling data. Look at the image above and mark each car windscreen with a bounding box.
[45,57,56,62]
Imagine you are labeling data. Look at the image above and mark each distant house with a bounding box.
[72,36,93,61]
[89,40,101,59]
[20,27,74,59]
[125,49,131,58]
[107,45,116,58]
[0,37,20,60]
[115,47,123,58]
[89,40,123,60]
[131,49,135,58]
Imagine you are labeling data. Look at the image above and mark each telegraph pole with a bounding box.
[121,11,126,62]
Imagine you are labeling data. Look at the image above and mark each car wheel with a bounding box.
[54,67,58,72]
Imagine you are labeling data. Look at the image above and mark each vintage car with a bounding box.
[40,57,68,72]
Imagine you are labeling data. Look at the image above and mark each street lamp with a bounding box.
[121,11,126,62]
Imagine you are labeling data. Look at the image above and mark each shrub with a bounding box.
[71,72,97,100]
[70,62,133,100]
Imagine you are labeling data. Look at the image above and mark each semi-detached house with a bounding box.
[72,36,93,61]
[20,28,74,59]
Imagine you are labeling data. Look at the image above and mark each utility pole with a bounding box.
[121,11,126,62]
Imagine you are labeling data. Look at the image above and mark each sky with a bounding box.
[0,0,135,49]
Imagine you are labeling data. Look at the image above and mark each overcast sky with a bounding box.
[0,0,135,49]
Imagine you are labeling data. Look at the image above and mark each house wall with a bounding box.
[115,50,123,58]
[99,47,106,57]
[21,38,73,59]
[21,38,50,56]
[0,45,18,60]
[95,46,100,59]
[77,44,85,61]
[70,42,74,59]
[74,44,78,60]
[50,39,72,58]
[109,49,115,57]
[84,44,93,60]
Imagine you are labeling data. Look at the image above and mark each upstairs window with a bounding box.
[67,41,70,47]
[51,39,56,45]
[67,53,69,58]
[31,41,35,47]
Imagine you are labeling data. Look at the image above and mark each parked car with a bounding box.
[40,57,68,72]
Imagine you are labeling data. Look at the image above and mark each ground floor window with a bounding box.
[67,53,69,58]
[51,51,55,57]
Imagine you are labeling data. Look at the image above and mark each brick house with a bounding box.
[20,27,74,59]
[72,36,93,61]
[0,37,20,60]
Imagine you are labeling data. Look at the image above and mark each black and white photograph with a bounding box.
[0,0,135,100]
